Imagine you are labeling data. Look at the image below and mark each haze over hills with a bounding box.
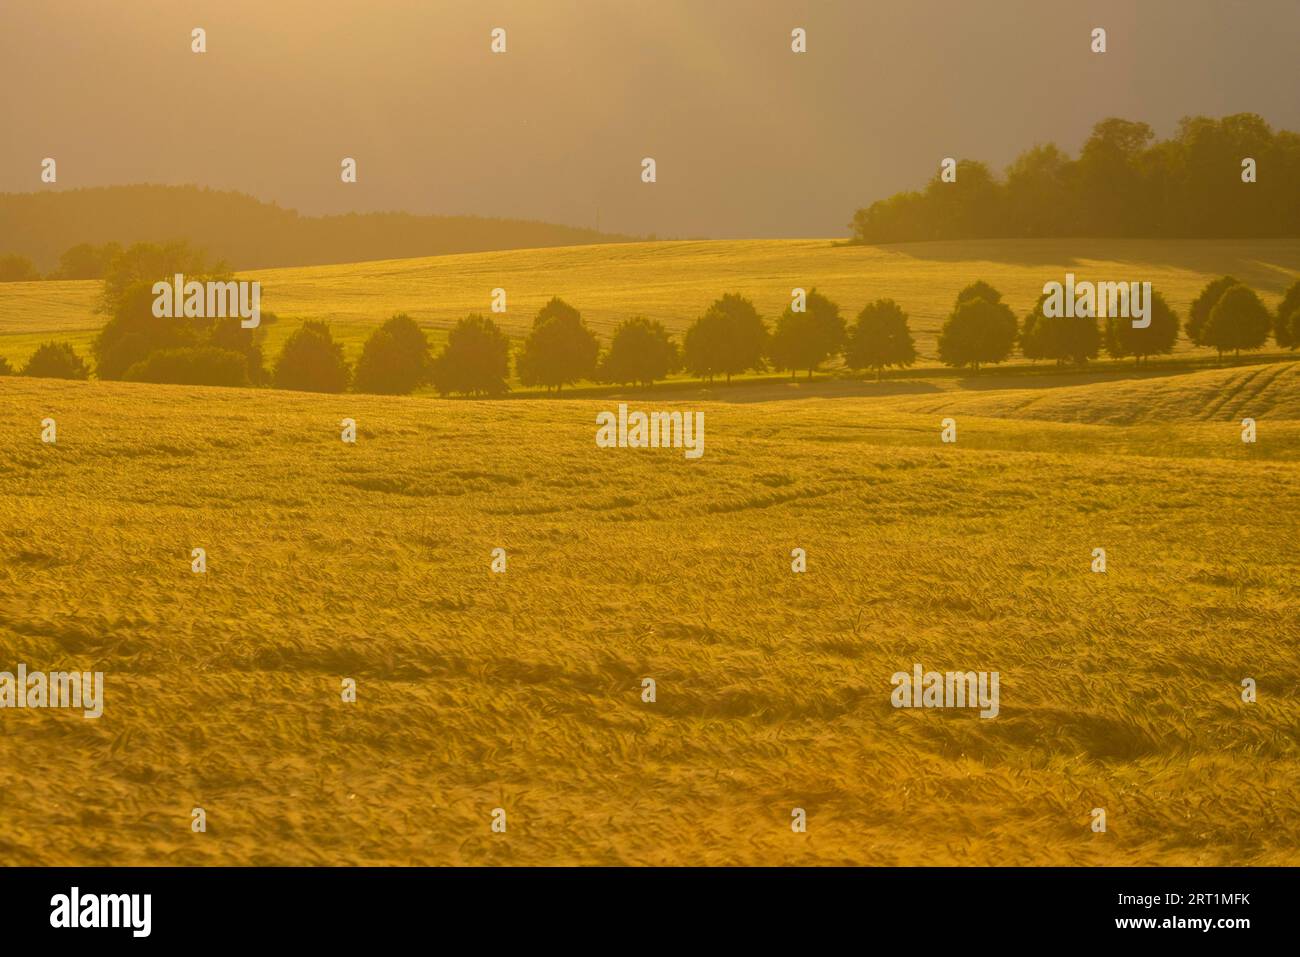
[4,1,1299,237]
[0,185,636,273]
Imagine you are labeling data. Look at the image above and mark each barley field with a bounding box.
[1,361,1296,865]
[2,238,1298,371]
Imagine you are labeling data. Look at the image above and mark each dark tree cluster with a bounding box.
[850,114,1300,243]
[425,291,920,396]
[935,275,1295,374]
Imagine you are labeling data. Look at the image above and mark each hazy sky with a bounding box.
[3,0,1298,237]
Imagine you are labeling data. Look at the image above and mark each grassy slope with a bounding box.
[1,368,1296,865]
[2,238,1298,370]
[885,360,1300,424]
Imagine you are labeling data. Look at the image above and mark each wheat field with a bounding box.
[2,238,1299,371]
[1,360,1297,865]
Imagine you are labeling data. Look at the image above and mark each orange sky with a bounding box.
[2,0,1297,237]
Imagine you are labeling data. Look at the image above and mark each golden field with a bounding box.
[2,237,1299,373]
[1,360,1297,865]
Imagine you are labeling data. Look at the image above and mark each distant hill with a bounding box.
[0,185,636,272]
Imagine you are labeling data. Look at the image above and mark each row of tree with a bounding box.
[324,273,1298,395]
[7,265,1297,391]
[115,292,918,396]
[936,275,1299,373]
[850,114,1300,242]
[431,292,920,396]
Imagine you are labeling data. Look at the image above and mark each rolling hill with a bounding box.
[1,368,1296,865]
[0,185,633,273]
[884,360,1300,425]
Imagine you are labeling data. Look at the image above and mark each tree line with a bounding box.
[850,114,1300,243]
[4,244,1298,389]
[937,274,1298,372]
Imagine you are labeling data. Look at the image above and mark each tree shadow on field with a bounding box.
[528,355,1293,404]
[1089,243,1300,295]
[873,238,1300,292]
[949,353,1294,392]
[873,239,1084,267]
[609,378,945,404]
[947,366,1200,392]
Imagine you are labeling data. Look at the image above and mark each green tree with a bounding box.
[1019,305,1050,362]
[1075,118,1155,235]
[22,342,90,380]
[93,281,204,380]
[272,321,350,393]
[682,294,768,383]
[1279,309,1300,352]
[55,242,121,280]
[1104,291,1179,365]
[848,113,1300,242]
[208,313,270,385]
[0,355,14,376]
[844,299,916,381]
[956,280,1004,306]
[1167,114,1282,236]
[922,160,1005,239]
[99,240,223,313]
[94,280,270,384]
[1019,293,1101,367]
[531,296,582,329]
[430,314,511,396]
[1003,144,1077,238]
[1274,280,1300,349]
[516,297,598,393]
[682,309,728,383]
[598,317,680,387]
[0,254,39,282]
[1202,283,1272,358]
[124,346,251,387]
[353,314,432,394]
[769,289,845,380]
[1186,275,1239,346]
[937,292,1017,373]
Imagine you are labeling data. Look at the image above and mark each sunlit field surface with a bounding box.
[1,363,1297,865]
